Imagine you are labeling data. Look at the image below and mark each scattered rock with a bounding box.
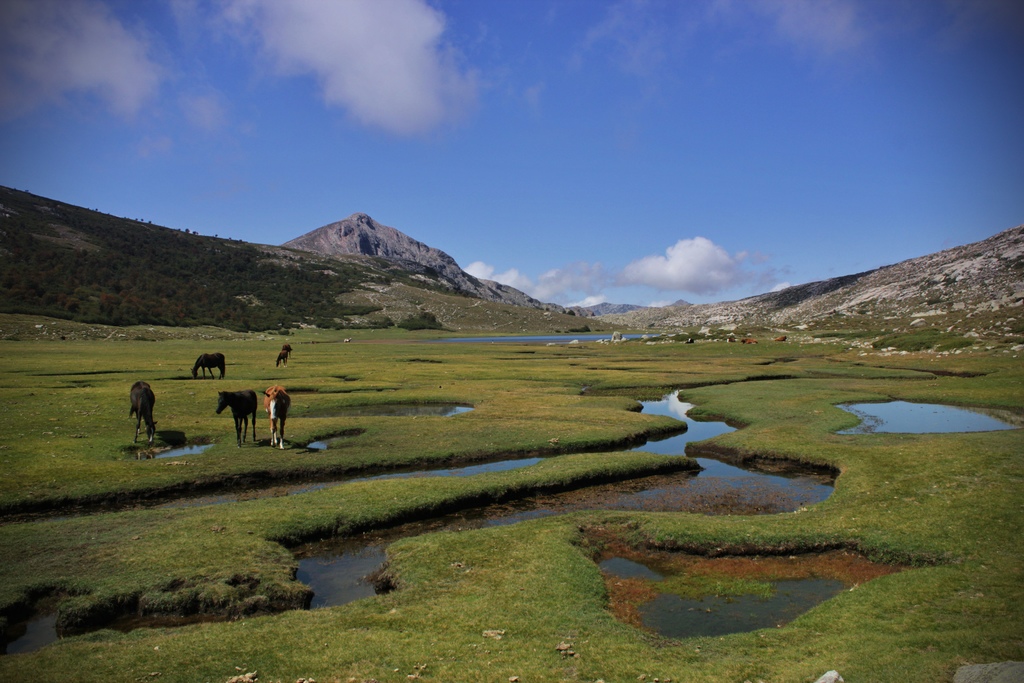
[483,630,505,640]
[954,662,1024,683]
[813,672,843,683]
[226,673,258,683]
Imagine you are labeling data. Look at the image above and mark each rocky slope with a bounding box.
[601,225,1024,330]
[283,213,561,311]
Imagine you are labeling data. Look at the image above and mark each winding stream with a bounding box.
[4,392,833,653]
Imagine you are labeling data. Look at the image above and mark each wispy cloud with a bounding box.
[179,90,227,132]
[573,0,672,77]
[222,0,478,136]
[752,0,867,57]
[0,0,162,120]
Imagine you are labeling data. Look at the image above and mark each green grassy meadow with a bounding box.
[0,318,1021,682]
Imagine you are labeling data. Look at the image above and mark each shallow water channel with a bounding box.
[4,393,834,653]
[293,393,833,610]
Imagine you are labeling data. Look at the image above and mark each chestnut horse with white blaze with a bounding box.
[263,385,290,449]
[129,381,156,446]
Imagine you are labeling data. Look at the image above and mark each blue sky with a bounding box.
[1,0,1022,307]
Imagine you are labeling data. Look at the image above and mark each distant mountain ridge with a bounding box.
[599,225,1024,328]
[4,184,1020,340]
[284,213,560,311]
[0,186,585,333]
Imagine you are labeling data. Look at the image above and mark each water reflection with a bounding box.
[838,401,1020,434]
[2,614,56,655]
[637,576,846,639]
[154,444,213,459]
[307,404,472,418]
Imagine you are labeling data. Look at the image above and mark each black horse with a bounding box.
[129,381,156,446]
[192,352,225,379]
[216,390,257,447]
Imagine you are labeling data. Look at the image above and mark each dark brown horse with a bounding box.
[192,352,225,379]
[216,390,257,447]
[129,381,156,446]
[275,350,289,367]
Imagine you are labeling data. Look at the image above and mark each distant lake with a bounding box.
[436,334,646,344]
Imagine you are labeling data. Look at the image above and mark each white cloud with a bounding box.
[466,261,535,293]
[532,262,609,302]
[467,260,609,303]
[0,0,162,119]
[618,236,745,295]
[572,295,610,308]
[464,261,495,280]
[223,0,477,136]
[770,281,793,292]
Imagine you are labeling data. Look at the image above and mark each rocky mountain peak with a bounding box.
[282,213,559,311]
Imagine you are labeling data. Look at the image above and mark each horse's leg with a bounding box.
[278,416,285,449]
[134,415,141,443]
[235,416,243,447]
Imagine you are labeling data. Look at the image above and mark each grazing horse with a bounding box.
[281,343,292,358]
[216,390,258,447]
[774,335,788,342]
[263,385,291,449]
[741,338,758,344]
[129,381,156,446]
[192,352,225,379]
[275,350,289,367]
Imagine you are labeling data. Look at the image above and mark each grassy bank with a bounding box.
[0,321,1021,681]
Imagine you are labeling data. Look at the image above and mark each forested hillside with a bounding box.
[0,187,396,331]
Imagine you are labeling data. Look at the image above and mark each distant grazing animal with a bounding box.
[216,390,258,447]
[685,338,694,344]
[343,338,352,343]
[192,352,225,379]
[774,335,788,342]
[741,338,758,344]
[129,381,156,446]
[276,350,289,367]
[281,343,292,358]
[263,385,291,449]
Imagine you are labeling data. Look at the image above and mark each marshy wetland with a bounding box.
[0,322,1021,681]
